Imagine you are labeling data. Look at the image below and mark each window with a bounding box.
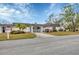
[37,27,40,29]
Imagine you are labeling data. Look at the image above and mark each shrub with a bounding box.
[53,29,57,32]
[76,29,78,31]
[10,30,26,34]
[59,29,63,31]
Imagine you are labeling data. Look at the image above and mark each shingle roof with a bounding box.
[0,24,13,26]
[43,23,60,27]
[0,23,60,27]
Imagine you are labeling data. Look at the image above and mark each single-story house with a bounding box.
[0,23,64,33]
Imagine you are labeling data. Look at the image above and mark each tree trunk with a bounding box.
[72,21,76,32]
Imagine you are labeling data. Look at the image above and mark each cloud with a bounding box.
[0,7,9,16]
[44,4,56,16]
[44,3,63,19]
[0,3,33,23]
[0,6,16,16]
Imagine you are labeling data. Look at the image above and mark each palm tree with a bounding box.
[15,23,28,31]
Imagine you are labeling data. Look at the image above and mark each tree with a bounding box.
[61,4,77,32]
[75,13,79,30]
[15,23,28,31]
[47,14,60,24]
[47,14,54,23]
[47,4,79,32]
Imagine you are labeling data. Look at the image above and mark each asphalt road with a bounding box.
[0,33,79,55]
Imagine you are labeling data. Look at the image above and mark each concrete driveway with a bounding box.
[35,33,54,38]
[0,33,79,55]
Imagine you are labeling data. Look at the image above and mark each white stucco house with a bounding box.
[0,23,64,33]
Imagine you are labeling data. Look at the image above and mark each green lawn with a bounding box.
[0,33,36,41]
[47,32,79,36]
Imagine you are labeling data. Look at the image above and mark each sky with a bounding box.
[0,3,79,24]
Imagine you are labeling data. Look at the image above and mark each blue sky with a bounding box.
[0,3,79,24]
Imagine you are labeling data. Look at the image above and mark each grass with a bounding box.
[0,33,36,41]
[47,32,79,36]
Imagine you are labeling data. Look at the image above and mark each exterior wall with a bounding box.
[0,26,2,33]
[44,27,53,30]
[40,26,43,32]
[43,27,53,32]
[31,26,54,32]
[23,27,31,32]
[12,26,31,32]
[12,27,19,31]
[0,26,12,33]
[5,27,12,33]
[32,26,44,32]
[0,24,62,33]
[30,26,33,33]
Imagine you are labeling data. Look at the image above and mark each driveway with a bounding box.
[0,33,79,55]
[35,33,54,38]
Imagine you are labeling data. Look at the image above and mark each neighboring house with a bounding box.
[0,23,62,33]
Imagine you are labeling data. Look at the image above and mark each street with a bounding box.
[0,33,79,55]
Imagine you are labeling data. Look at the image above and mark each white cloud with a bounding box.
[0,7,8,13]
[15,10,21,14]
[0,3,34,23]
[45,3,63,18]
[0,7,16,16]
[9,9,15,12]
[44,4,56,17]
